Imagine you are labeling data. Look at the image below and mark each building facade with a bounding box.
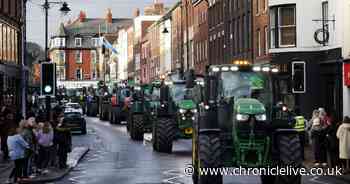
[50,10,132,88]
[193,0,208,75]
[269,0,343,120]
[171,2,183,74]
[252,0,270,64]
[131,2,164,84]
[0,0,25,110]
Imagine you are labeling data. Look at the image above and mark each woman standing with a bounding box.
[6,128,29,183]
[310,109,327,166]
[36,121,53,173]
[336,116,350,173]
[54,116,72,169]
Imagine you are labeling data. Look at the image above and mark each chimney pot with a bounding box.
[79,11,86,22]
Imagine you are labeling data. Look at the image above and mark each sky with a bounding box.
[26,0,177,48]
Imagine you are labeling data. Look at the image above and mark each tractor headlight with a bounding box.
[230,66,239,71]
[161,104,165,108]
[212,67,220,72]
[204,105,210,110]
[179,109,186,114]
[164,81,173,85]
[182,116,186,120]
[134,86,141,91]
[191,109,198,113]
[236,114,249,121]
[221,66,229,71]
[255,114,267,121]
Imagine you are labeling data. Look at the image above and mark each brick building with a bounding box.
[193,0,208,75]
[171,2,183,74]
[130,1,164,84]
[50,10,132,87]
[208,0,253,65]
[0,0,26,109]
[252,0,269,64]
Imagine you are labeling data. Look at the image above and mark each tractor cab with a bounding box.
[191,62,303,184]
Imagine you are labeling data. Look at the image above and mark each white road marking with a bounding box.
[309,176,330,184]
[162,170,185,184]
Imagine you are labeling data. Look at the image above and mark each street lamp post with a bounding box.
[42,1,70,120]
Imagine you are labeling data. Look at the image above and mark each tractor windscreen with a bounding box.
[221,72,273,117]
[171,83,187,101]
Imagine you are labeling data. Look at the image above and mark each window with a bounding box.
[76,68,82,80]
[91,50,97,64]
[92,38,99,47]
[263,0,267,11]
[257,29,261,57]
[270,5,296,48]
[59,51,65,64]
[75,37,82,47]
[92,66,97,80]
[75,51,82,63]
[256,0,259,14]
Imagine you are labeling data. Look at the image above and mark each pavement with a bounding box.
[0,145,89,184]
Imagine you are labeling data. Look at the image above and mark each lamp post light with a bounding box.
[42,0,70,121]
[43,0,71,60]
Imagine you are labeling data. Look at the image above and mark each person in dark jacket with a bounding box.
[0,106,10,160]
[54,116,72,169]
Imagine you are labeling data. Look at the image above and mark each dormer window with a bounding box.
[75,37,82,47]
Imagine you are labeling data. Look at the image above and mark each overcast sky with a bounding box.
[26,0,177,48]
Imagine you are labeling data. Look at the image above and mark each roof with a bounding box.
[51,18,133,49]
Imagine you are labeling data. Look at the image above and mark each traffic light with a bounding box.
[41,62,56,96]
[292,61,306,93]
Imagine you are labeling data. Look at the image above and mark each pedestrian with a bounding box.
[336,116,350,173]
[310,109,328,167]
[21,117,37,178]
[6,127,29,184]
[54,115,72,169]
[36,121,53,174]
[325,111,341,168]
[0,106,10,160]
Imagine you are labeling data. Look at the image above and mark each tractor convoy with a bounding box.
[81,62,303,184]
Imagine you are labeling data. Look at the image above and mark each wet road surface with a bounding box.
[55,117,349,184]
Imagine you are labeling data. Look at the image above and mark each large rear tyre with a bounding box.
[274,134,302,184]
[130,114,144,141]
[195,133,222,184]
[152,118,176,153]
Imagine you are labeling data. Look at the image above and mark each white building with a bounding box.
[159,18,172,76]
[116,29,129,82]
[269,0,348,120]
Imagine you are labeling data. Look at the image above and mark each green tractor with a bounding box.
[127,83,155,140]
[151,77,197,153]
[191,64,302,184]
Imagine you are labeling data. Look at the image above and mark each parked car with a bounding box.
[65,103,83,114]
[63,111,87,134]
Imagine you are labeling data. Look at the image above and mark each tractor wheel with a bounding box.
[274,134,302,184]
[196,133,222,184]
[152,118,176,153]
[130,114,144,141]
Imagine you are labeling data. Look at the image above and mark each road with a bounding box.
[56,117,349,184]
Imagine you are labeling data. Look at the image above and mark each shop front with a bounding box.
[271,48,343,121]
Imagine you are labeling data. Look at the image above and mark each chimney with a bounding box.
[106,8,112,24]
[79,11,86,22]
[133,8,140,18]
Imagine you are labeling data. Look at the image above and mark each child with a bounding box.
[336,116,350,173]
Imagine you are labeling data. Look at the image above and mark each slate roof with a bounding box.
[52,18,133,49]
